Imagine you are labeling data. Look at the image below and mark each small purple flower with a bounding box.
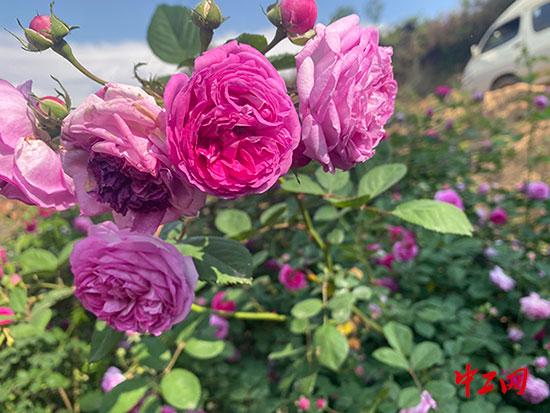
[435,189,464,210]
[489,266,515,291]
[393,233,419,263]
[373,277,400,293]
[490,207,507,225]
[526,181,549,200]
[435,85,452,99]
[445,119,454,131]
[101,367,126,392]
[534,356,548,370]
[521,375,549,404]
[160,407,177,413]
[278,264,308,291]
[456,182,466,191]
[399,390,437,413]
[508,326,524,342]
[472,91,484,102]
[484,247,498,258]
[73,216,93,234]
[425,129,439,140]
[209,314,229,339]
[395,112,406,122]
[533,95,549,110]
[520,293,550,320]
[478,183,491,195]
[426,108,434,118]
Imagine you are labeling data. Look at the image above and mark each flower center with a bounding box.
[88,153,171,215]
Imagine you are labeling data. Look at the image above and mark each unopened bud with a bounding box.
[266,3,283,27]
[24,16,54,51]
[280,0,318,35]
[36,96,69,120]
[193,0,223,30]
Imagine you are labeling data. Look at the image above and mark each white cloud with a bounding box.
[0,27,301,104]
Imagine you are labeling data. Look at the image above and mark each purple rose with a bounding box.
[376,253,395,270]
[520,293,550,320]
[522,375,549,404]
[164,41,300,198]
[278,264,308,291]
[373,277,399,293]
[507,326,524,342]
[399,391,437,413]
[434,189,464,210]
[534,356,548,370]
[101,367,126,392]
[62,83,205,234]
[392,231,419,263]
[70,222,198,335]
[295,14,397,172]
[489,266,515,291]
[0,80,75,210]
[526,181,549,200]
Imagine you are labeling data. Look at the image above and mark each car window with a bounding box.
[482,18,520,53]
[533,2,550,32]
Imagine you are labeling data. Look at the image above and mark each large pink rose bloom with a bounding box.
[295,15,397,172]
[70,222,198,335]
[62,83,205,234]
[164,41,300,198]
[0,80,75,210]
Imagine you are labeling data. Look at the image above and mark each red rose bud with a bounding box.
[36,96,69,120]
[193,0,223,30]
[23,15,54,51]
[29,15,52,37]
[280,0,317,35]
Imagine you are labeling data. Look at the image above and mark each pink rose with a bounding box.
[522,374,549,404]
[211,291,237,313]
[164,41,300,198]
[434,189,464,210]
[489,207,507,225]
[520,293,550,320]
[376,253,395,270]
[0,80,75,210]
[70,222,198,335]
[278,264,308,291]
[489,266,515,291]
[62,83,205,234]
[280,0,318,35]
[526,181,549,200]
[0,307,15,326]
[295,15,397,172]
[101,367,126,392]
[392,231,419,263]
[296,396,311,411]
[209,314,229,339]
[399,391,437,413]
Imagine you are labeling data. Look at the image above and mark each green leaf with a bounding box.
[383,321,413,356]
[425,380,456,400]
[281,174,325,195]
[392,200,473,236]
[398,387,421,408]
[185,338,225,360]
[313,205,340,222]
[291,299,323,319]
[327,228,345,245]
[90,321,124,362]
[315,169,350,193]
[9,323,37,339]
[268,344,306,360]
[132,337,171,371]
[32,286,73,312]
[18,248,58,275]
[79,390,103,412]
[100,377,149,413]
[215,209,252,237]
[260,203,288,226]
[459,399,495,413]
[358,164,407,199]
[9,287,27,313]
[410,342,444,370]
[269,53,296,70]
[161,369,201,409]
[328,293,355,323]
[313,325,349,371]
[57,239,78,267]
[147,5,201,65]
[235,33,268,51]
[30,307,52,330]
[179,237,253,285]
[372,347,410,370]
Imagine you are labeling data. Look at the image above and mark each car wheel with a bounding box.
[491,74,520,90]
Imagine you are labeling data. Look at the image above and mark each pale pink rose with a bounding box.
[522,375,549,404]
[526,181,549,200]
[70,222,198,335]
[520,293,550,320]
[209,314,229,339]
[434,189,464,210]
[101,367,126,392]
[489,266,515,291]
[0,80,75,210]
[534,356,548,370]
[295,15,397,172]
[164,41,300,198]
[280,0,318,35]
[508,326,524,342]
[399,391,437,413]
[62,83,205,234]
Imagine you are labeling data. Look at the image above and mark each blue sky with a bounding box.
[2,0,460,42]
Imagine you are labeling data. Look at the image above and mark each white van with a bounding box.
[462,0,550,92]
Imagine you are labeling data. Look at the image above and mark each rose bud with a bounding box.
[22,15,54,51]
[280,0,318,35]
[36,96,69,120]
[193,0,223,30]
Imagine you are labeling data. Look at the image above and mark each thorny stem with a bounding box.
[263,27,286,54]
[191,304,287,322]
[52,40,107,85]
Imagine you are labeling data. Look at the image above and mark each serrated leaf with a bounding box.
[147,5,201,64]
[235,33,268,51]
[410,342,443,370]
[313,325,349,371]
[315,169,350,193]
[358,164,407,199]
[372,347,410,370]
[281,174,325,195]
[18,248,58,275]
[392,200,473,236]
